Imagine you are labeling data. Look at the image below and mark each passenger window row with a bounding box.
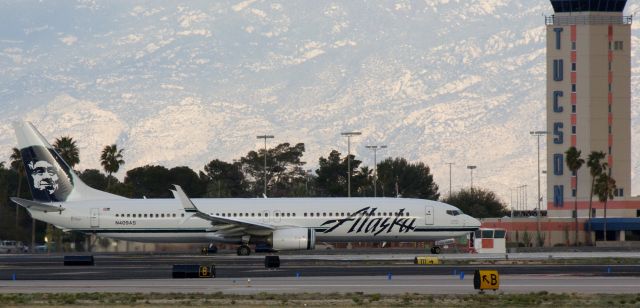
[114,211,412,219]
[115,213,183,218]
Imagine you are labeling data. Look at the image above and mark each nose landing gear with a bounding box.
[237,245,251,256]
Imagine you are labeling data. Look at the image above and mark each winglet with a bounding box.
[171,185,198,213]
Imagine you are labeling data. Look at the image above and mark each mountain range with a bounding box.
[1,0,640,208]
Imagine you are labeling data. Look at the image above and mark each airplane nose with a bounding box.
[466,215,481,228]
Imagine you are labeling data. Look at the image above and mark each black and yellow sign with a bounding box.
[414,256,440,265]
[473,270,499,290]
[199,266,214,278]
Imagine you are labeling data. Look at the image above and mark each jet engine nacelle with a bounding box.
[270,228,316,251]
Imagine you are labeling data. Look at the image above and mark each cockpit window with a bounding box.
[446,210,461,216]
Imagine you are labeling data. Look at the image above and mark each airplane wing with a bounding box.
[11,197,65,212]
[171,185,275,231]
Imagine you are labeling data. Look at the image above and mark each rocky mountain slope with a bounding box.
[1,0,640,207]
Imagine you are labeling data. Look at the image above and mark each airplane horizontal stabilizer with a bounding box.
[11,197,65,212]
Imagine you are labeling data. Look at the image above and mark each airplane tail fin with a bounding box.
[13,121,125,202]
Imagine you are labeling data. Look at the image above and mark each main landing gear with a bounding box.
[430,246,441,254]
[237,245,251,256]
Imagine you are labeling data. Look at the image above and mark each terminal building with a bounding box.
[483,0,640,246]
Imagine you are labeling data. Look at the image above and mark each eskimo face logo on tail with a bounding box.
[20,146,73,202]
[28,160,59,194]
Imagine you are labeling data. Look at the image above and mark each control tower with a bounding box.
[546,0,632,218]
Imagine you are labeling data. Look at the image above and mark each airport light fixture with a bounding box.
[365,145,387,197]
[256,135,274,197]
[530,130,548,243]
[341,131,362,197]
[467,165,477,188]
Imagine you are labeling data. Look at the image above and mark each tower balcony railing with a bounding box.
[545,14,632,25]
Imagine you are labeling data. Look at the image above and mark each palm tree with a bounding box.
[565,146,584,246]
[586,151,606,244]
[10,147,25,228]
[53,136,80,169]
[52,136,80,252]
[594,172,616,242]
[100,144,125,189]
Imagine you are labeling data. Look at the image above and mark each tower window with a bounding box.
[609,126,612,134]
[608,147,612,154]
[571,41,576,50]
[571,63,576,71]
[572,125,576,134]
[572,84,576,92]
[615,188,623,197]
[609,84,612,92]
[572,189,576,197]
[614,41,623,50]
[572,105,576,113]
[608,105,612,112]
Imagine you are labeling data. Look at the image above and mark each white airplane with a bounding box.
[11,122,481,255]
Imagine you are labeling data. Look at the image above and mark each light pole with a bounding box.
[341,131,361,197]
[530,130,547,244]
[510,188,514,218]
[365,145,387,197]
[466,165,476,189]
[256,134,274,197]
[446,162,454,197]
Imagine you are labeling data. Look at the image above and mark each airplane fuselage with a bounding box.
[29,197,479,244]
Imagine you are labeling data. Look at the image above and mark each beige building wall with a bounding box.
[546,12,631,218]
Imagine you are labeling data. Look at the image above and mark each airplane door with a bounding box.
[90,208,100,228]
[273,210,282,223]
[425,206,434,225]
[261,210,270,223]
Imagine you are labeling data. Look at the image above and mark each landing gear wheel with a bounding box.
[237,245,251,256]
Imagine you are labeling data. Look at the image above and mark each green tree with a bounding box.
[240,143,307,197]
[586,151,606,244]
[315,150,360,197]
[442,188,508,218]
[353,166,373,197]
[565,146,584,246]
[9,148,25,227]
[594,172,616,242]
[376,157,440,200]
[168,166,206,197]
[79,169,109,190]
[124,165,172,198]
[100,144,125,189]
[202,159,248,197]
[53,136,80,169]
[51,136,81,252]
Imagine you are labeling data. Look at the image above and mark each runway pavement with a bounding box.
[1,253,640,280]
[0,252,639,294]
[1,275,640,294]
